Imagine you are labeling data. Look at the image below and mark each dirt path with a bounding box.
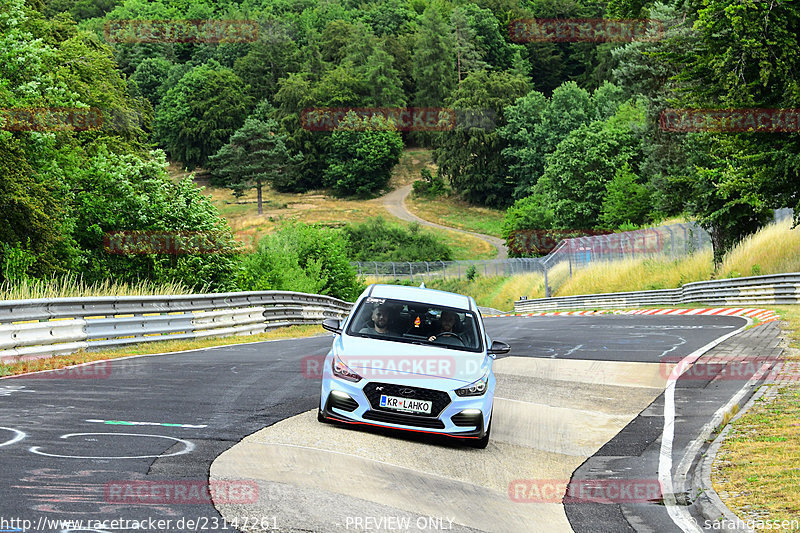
[383,184,508,259]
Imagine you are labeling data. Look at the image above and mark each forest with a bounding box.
[1,0,798,300]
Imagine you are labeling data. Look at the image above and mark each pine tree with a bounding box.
[363,46,406,107]
[450,7,487,88]
[209,118,299,215]
[412,4,456,107]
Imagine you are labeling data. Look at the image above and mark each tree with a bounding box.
[323,112,404,198]
[412,3,455,107]
[0,137,77,280]
[600,163,653,228]
[660,0,800,259]
[71,146,240,291]
[362,45,406,107]
[537,99,646,229]
[208,116,299,215]
[434,70,530,207]
[500,81,618,198]
[499,90,549,198]
[130,56,172,107]
[273,72,326,192]
[154,61,252,169]
[450,6,488,88]
[233,17,300,104]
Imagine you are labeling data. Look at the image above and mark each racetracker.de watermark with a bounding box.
[25,362,111,380]
[302,354,472,380]
[300,107,496,132]
[0,107,151,134]
[104,480,258,504]
[509,479,662,503]
[104,19,258,43]
[660,108,800,133]
[506,229,616,256]
[508,18,666,42]
[0,107,103,132]
[103,231,235,255]
[662,355,799,382]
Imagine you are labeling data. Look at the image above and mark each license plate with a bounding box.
[379,394,432,414]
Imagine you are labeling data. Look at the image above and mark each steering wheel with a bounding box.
[434,331,464,345]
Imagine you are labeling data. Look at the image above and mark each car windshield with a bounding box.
[346,297,483,352]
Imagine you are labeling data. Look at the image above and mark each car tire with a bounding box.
[469,417,491,449]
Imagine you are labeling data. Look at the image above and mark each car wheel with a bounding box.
[469,418,491,449]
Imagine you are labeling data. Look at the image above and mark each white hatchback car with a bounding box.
[318,284,509,448]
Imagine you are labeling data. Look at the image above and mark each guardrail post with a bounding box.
[544,264,551,298]
[666,227,674,257]
[568,240,573,277]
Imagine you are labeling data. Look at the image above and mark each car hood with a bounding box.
[335,335,487,384]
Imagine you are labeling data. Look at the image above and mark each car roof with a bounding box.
[365,284,474,311]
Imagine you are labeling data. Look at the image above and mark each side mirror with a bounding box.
[488,340,510,355]
[322,318,342,334]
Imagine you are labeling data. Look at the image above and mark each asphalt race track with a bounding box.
[0,314,754,532]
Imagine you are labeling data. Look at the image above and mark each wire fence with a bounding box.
[354,210,795,301]
[353,222,713,284]
[353,258,545,282]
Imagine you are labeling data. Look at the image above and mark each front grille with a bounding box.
[363,410,446,429]
[329,394,359,412]
[363,382,451,417]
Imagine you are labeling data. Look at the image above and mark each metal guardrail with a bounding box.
[0,291,352,363]
[514,273,800,312]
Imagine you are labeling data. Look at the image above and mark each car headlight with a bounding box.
[455,369,490,397]
[332,355,362,382]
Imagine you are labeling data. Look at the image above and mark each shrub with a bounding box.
[238,222,363,301]
[412,168,448,198]
[343,217,453,262]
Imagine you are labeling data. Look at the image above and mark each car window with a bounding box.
[346,297,483,352]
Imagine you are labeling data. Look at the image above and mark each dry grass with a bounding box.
[425,273,547,312]
[712,305,800,525]
[188,149,494,259]
[718,220,800,278]
[364,272,548,312]
[0,325,325,377]
[387,147,437,189]
[555,250,715,296]
[0,274,196,300]
[406,194,506,238]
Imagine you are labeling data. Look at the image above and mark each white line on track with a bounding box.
[0,426,26,447]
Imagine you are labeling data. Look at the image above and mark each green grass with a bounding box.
[712,305,800,524]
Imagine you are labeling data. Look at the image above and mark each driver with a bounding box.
[428,310,459,342]
[360,303,396,336]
